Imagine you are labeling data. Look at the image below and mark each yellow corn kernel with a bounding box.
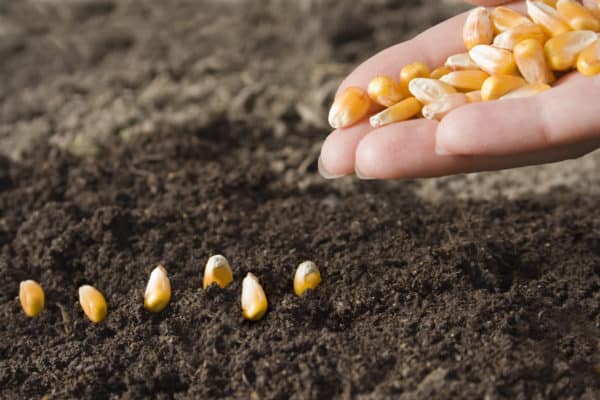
[408,78,457,104]
[463,7,494,50]
[19,280,45,317]
[469,45,517,75]
[422,93,470,121]
[491,7,533,34]
[369,97,423,128]
[399,62,431,96]
[557,0,600,31]
[367,76,405,107]
[293,261,322,296]
[440,70,490,91]
[514,39,556,84]
[430,66,452,79]
[465,90,483,103]
[577,39,600,75]
[328,87,371,129]
[527,1,572,37]
[144,265,171,313]
[583,0,600,19]
[481,75,527,101]
[500,83,552,99]
[241,273,268,321]
[540,0,558,6]
[444,53,480,71]
[493,23,547,50]
[203,254,234,289]
[78,285,107,323]
[544,30,598,70]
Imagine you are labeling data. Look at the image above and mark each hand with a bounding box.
[318,0,600,180]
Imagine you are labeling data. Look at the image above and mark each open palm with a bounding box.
[319,0,600,180]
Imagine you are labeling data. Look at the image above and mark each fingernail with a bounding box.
[354,166,375,180]
[318,156,344,179]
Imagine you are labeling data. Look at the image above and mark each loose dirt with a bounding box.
[1,1,599,398]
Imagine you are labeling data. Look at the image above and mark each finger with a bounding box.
[319,120,372,178]
[321,12,473,178]
[435,74,600,156]
[335,2,526,96]
[354,119,599,179]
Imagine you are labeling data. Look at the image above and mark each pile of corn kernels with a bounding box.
[328,0,600,129]
[18,257,322,323]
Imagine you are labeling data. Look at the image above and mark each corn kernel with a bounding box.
[444,53,480,71]
[440,70,490,91]
[491,7,533,34]
[556,0,600,31]
[500,83,552,99]
[514,39,556,84]
[430,66,452,79]
[19,280,45,317]
[469,45,517,75]
[78,285,107,323]
[241,273,268,321]
[367,76,405,107]
[481,75,527,101]
[422,93,470,121]
[493,23,547,50]
[328,87,371,129]
[544,30,598,70]
[369,97,423,128]
[203,254,234,289]
[463,7,494,50]
[293,261,322,296]
[399,62,431,96]
[527,1,572,37]
[465,90,483,103]
[540,0,558,6]
[408,78,457,104]
[583,0,600,19]
[144,265,171,313]
[577,39,600,75]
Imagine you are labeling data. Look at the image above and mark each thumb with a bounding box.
[435,74,600,156]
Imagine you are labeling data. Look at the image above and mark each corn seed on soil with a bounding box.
[1,1,600,399]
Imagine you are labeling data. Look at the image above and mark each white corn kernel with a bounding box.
[444,53,480,71]
[203,255,234,289]
[463,7,494,50]
[144,265,171,313]
[422,93,470,121]
[408,78,457,104]
[469,45,517,75]
[293,261,322,296]
[241,273,268,321]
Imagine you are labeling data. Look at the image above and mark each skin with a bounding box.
[319,0,600,180]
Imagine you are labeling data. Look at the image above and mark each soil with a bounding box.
[1,1,600,399]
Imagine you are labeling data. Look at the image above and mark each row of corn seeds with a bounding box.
[18,256,321,323]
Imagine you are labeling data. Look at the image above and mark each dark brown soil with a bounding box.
[1,1,599,399]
